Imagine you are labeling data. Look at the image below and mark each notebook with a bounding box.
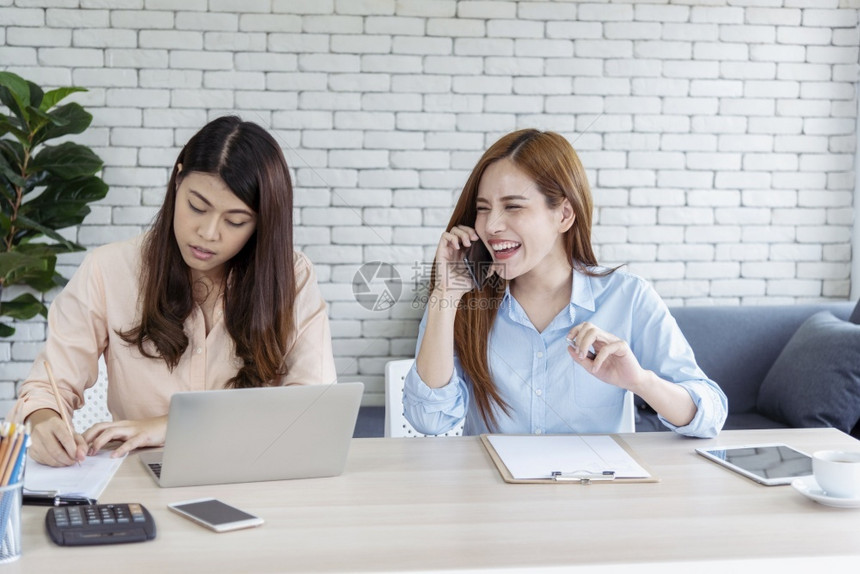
[138,382,364,487]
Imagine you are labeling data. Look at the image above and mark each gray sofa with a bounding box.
[636,300,860,439]
[355,300,860,439]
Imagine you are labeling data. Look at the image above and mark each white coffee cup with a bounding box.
[812,450,860,498]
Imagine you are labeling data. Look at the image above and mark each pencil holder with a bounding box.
[0,481,23,563]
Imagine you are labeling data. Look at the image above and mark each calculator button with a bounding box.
[53,508,69,523]
[100,508,115,524]
[67,507,84,526]
[128,503,146,523]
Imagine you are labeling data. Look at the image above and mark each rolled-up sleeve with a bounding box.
[659,381,727,438]
[11,250,108,424]
[402,311,468,435]
[630,280,728,438]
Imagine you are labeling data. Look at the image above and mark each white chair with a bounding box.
[620,389,636,433]
[72,355,113,434]
[384,359,464,437]
[384,358,637,436]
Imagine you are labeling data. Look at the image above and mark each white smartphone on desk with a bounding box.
[168,498,264,532]
[695,443,813,486]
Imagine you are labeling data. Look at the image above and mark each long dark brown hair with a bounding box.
[441,129,608,429]
[120,116,295,388]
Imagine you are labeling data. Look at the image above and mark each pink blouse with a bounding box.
[12,234,336,423]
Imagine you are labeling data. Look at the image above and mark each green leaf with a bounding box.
[12,241,75,257]
[0,292,45,320]
[0,323,14,337]
[0,139,25,183]
[0,165,26,190]
[28,81,44,111]
[0,183,15,207]
[0,72,30,99]
[7,214,80,250]
[33,103,93,146]
[0,116,28,143]
[1,171,26,193]
[12,268,58,292]
[24,105,55,134]
[40,86,86,112]
[0,151,26,193]
[0,72,32,127]
[29,142,103,179]
[0,248,46,278]
[20,176,108,231]
[20,170,49,196]
[0,247,63,292]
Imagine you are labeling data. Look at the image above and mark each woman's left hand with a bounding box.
[82,416,168,459]
[566,322,646,392]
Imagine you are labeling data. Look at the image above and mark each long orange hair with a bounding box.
[438,129,605,429]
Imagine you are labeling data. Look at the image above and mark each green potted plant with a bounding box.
[0,71,108,337]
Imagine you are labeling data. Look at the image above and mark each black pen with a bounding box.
[23,493,96,506]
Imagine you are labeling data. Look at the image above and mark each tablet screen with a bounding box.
[699,444,812,483]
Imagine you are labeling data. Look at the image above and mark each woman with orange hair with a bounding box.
[404,129,726,437]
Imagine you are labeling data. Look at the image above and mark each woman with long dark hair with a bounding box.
[15,116,336,466]
[404,129,726,437]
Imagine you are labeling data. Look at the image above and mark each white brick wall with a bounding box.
[1,0,858,406]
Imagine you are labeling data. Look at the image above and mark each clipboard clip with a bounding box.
[551,470,616,484]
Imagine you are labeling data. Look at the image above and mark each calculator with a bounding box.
[45,503,157,546]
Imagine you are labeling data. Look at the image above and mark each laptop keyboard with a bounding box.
[148,463,162,478]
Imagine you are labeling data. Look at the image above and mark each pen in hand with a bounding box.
[566,337,597,360]
[44,360,82,464]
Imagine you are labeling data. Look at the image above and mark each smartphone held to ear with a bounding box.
[168,498,264,532]
[463,241,493,290]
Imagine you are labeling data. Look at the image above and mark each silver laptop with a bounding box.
[138,382,364,487]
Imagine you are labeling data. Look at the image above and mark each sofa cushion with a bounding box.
[850,298,860,324]
[669,302,854,415]
[757,311,860,434]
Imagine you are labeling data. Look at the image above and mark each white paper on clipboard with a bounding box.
[24,450,125,500]
[485,435,651,480]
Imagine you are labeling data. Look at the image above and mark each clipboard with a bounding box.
[480,434,659,484]
[23,450,125,502]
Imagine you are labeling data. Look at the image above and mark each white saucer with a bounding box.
[791,475,860,508]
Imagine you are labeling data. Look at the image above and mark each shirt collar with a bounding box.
[570,266,596,314]
[500,283,528,325]
[500,267,597,326]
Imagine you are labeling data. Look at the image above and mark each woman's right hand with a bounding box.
[26,408,88,467]
[431,225,483,303]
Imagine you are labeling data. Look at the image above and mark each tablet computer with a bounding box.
[695,443,813,486]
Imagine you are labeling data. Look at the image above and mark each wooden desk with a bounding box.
[8,428,860,572]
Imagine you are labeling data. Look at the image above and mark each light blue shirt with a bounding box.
[404,267,727,438]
